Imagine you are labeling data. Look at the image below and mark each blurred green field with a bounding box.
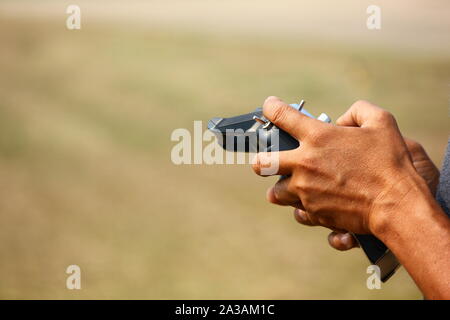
[0,12,449,299]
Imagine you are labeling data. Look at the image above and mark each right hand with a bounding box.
[314,138,440,250]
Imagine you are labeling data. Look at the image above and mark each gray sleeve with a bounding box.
[436,138,450,217]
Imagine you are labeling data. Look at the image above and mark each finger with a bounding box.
[252,151,296,176]
[262,96,326,141]
[293,208,317,226]
[335,100,396,129]
[404,137,426,160]
[267,186,304,208]
[403,137,439,194]
[266,186,285,205]
[327,232,359,251]
[267,177,303,207]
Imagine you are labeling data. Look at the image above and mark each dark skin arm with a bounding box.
[252,97,450,299]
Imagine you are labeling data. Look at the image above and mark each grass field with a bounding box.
[0,2,449,299]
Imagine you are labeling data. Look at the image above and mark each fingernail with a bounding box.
[296,209,307,221]
[340,233,352,248]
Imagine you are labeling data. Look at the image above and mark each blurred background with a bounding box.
[0,0,449,299]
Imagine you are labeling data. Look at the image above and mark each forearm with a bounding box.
[373,174,450,299]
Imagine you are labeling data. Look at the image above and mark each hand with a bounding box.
[403,138,440,196]
[295,137,440,251]
[252,97,429,236]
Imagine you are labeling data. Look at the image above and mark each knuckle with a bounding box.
[374,109,396,127]
[305,127,331,145]
[351,99,370,109]
[293,181,313,205]
[377,109,393,121]
[269,104,290,125]
[292,178,306,194]
[351,99,385,117]
[303,130,320,144]
[297,154,318,172]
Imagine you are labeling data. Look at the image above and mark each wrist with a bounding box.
[368,169,450,299]
[368,170,434,240]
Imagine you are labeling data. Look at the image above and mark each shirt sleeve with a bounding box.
[436,137,450,217]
